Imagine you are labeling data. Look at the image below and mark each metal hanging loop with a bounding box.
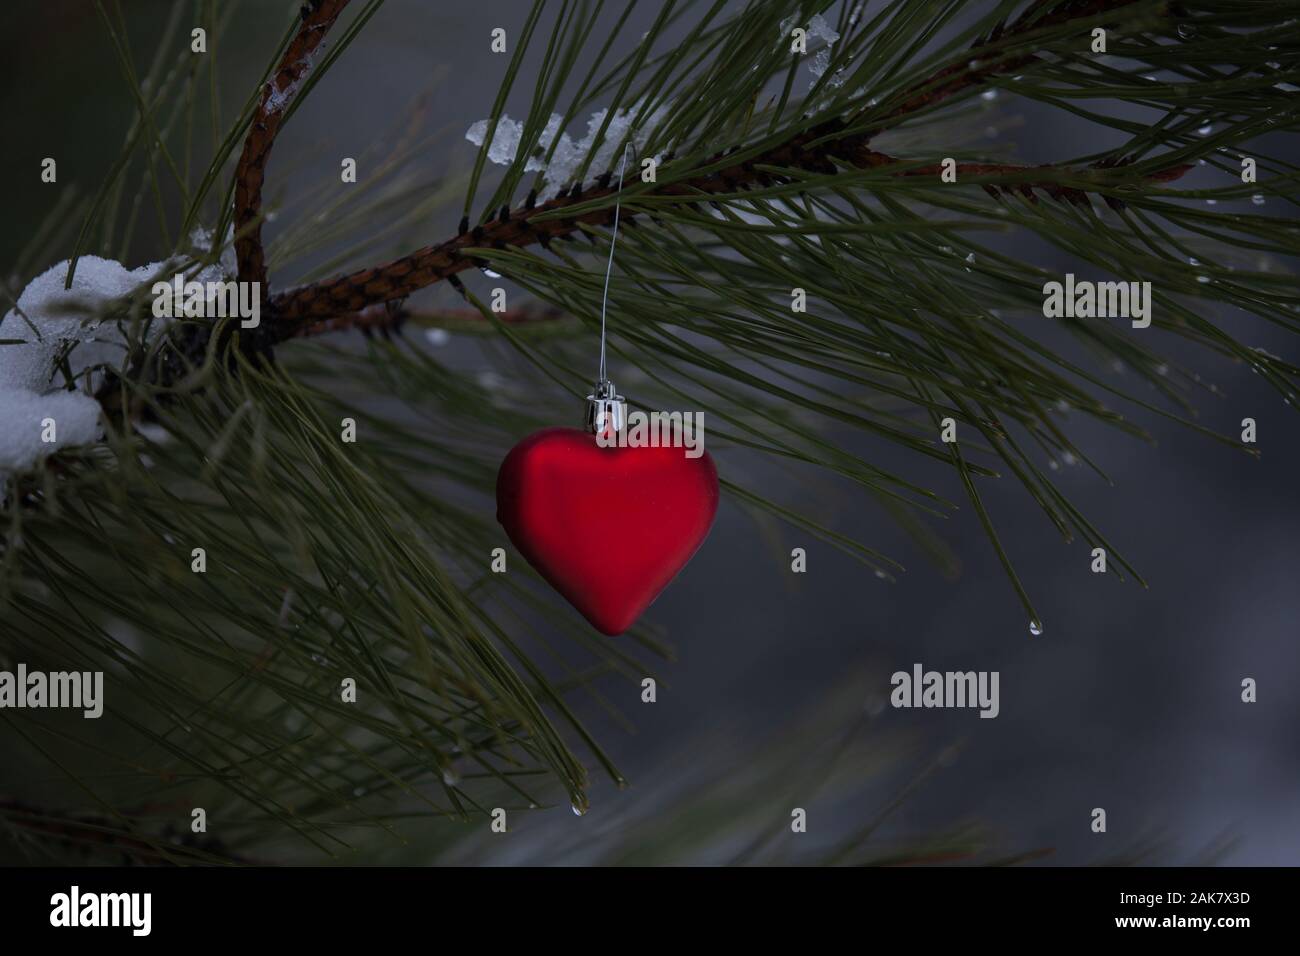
[585,142,633,438]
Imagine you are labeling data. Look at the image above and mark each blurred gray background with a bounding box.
[2,0,1296,865]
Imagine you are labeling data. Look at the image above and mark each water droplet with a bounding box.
[310,653,328,666]
[1197,159,1206,166]
[571,802,588,817]
[1188,256,1199,265]
[981,89,998,101]
[1205,198,1217,206]
[1197,123,1212,136]
[480,267,501,279]
[442,769,459,786]
[874,569,888,579]
[425,328,450,347]
[965,252,976,264]
[1048,459,1059,471]
[1196,275,1211,284]
[1176,23,1195,39]
[1156,363,1169,377]
[1251,194,1265,206]
[1029,619,1044,636]
[1062,451,1078,466]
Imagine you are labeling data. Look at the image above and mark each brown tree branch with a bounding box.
[234,0,352,294]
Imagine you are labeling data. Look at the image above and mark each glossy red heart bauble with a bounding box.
[496,427,719,635]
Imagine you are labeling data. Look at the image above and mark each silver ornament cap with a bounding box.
[585,379,627,441]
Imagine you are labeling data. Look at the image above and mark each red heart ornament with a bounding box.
[496,427,719,635]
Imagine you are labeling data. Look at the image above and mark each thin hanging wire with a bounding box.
[597,143,632,389]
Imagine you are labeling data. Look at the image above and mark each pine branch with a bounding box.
[260,0,1183,327]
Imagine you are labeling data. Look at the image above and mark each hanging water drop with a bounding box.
[1252,194,1265,206]
[1029,619,1044,636]
[1197,123,1212,136]
[571,802,588,816]
[1196,275,1211,284]
[481,267,501,278]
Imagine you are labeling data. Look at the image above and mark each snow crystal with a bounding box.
[466,115,527,166]
[265,46,323,114]
[806,13,840,46]
[805,15,844,89]
[0,227,235,476]
[777,13,843,90]
[464,99,671,201]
